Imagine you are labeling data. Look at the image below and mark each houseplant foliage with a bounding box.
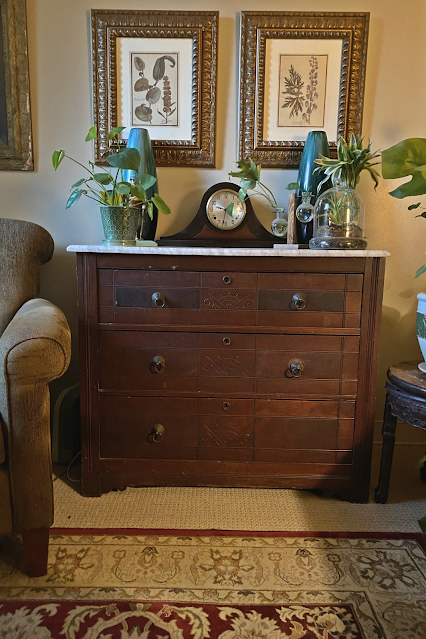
[52,126,170,220]
[309,135,380,249]
[228,159,286,237]
[382,137,426,277]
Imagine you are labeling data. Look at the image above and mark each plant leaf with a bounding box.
[135,105,152,122]
[134,56,145,72]
[389,171,426,199]
[136,174,157,190]
[146,87,161,104]
[66,189,83,209]
[408,202,422,210]
[70,178,86,189]
[286,182,300,190]
[419,516,426,534]
[85,126,97,142]
[415,263,426,278]
[241,178,256,190]
[226,203,234,216]
[147,201,154,220]
[107,126,126,140]
[116,182,131,195]
[382,138,426,179]
[130,185,146,202]
[151,193,171,215]
[52,149,65,170]
[238,188,247,202]
[134,78,150,92]
[93,172,113,185]
[107,147,140,172]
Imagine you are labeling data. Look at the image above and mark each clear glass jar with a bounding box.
[296,191,314,223]
[309,179,367,249]
[271,207,288,238]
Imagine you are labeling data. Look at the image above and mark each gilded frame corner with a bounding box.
[92,10,218,167]
[0,0,33,171]
[238,11,370,168]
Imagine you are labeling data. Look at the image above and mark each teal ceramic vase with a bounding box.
[296,131,332,244]
[100,206,140,246]
[122,128,158,241]
[417,293,426,368]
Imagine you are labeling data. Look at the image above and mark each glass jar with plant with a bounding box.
[52,126,171,246]
[309,134,380,249]
[228,159,287,237]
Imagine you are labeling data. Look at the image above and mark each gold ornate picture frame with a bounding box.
[92,10,218,167]
[0,0,33,171]
[238,11,369,168]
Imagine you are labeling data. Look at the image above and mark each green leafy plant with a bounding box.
[314,134,381,191]
[382,138,426,277]
[52,126,171,219]
[228,159,280,215]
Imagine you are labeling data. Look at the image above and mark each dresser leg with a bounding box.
[374,395,397,504]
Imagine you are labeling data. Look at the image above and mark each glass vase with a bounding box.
[271,208,288,238]
[296,192,314,224]
[309,179,367,249]
[122,128,158,241]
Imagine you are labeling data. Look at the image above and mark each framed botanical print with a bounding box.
[0,0,33,171]
[91,10,218,167]
[238,12,370,168]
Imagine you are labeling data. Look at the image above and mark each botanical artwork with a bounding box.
[278,55,328,127]
[131,52,178,127]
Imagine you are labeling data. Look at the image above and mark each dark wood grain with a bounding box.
[76,252,386,499]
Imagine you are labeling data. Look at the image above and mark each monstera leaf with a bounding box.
[382,138,426,199]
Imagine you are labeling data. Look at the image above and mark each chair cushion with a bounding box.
[0,219,53,336]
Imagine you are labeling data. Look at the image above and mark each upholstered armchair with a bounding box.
[0,219,71,576]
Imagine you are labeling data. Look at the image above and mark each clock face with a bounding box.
[206,189,246,231]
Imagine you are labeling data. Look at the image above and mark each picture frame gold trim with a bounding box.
[238,11,369,168]
[0,0,33,171]
[92,10,218,167]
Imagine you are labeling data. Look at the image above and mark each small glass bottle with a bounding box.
[271,208,288,238]
[296,191,314,223]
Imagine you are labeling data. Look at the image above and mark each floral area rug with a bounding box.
[0,530,426,638]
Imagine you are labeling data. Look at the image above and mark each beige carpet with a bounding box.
[52,443,426,532]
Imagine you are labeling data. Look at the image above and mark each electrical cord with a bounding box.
[52,449,81,483]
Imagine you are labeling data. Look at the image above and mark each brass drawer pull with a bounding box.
[150,355,166,373]
[289,359,304,378]
[291,292,307,310]
[222,275,232,285]
[222,401,231,410]
[152,292,166,307]
[150,424,165,443]
[222,337,231,346]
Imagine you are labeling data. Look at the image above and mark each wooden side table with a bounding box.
[374,361,426,503]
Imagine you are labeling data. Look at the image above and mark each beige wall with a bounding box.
[2,0,426,442]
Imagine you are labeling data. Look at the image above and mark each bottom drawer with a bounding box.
[99,396,355,464]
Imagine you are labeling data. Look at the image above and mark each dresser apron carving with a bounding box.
[73,249,387,502]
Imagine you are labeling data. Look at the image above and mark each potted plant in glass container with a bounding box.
[310,135,380,249]
[52,126,170,246]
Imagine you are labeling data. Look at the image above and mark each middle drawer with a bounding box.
[99,331,359,397]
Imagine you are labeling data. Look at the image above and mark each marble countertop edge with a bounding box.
[66,245,390,258]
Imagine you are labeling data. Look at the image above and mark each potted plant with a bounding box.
[228,159,287,237]
[309,135,380,249]
[52,126,170,246]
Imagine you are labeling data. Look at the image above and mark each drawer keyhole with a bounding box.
[289,359,304,378]
[223,337,231,346]
[222,275,232,285]
[222,401,231,411]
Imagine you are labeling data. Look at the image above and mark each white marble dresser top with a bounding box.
[67,245,389,258]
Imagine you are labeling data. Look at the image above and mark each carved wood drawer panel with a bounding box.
[98,331,359,397]
[97,269,363,329]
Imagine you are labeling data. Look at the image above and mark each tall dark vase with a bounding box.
[296,131,332,244]
[122,128,158,241]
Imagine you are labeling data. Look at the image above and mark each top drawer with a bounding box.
[98,269,362,329]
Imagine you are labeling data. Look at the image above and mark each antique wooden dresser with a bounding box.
[68,246,387,502]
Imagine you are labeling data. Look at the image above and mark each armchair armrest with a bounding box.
[0,298,71,532]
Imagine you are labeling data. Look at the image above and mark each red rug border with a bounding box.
[50,528,426,552]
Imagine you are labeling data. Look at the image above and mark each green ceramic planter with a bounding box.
[100,206,140,246]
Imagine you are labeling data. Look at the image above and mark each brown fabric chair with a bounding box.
[0,219,71,576]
